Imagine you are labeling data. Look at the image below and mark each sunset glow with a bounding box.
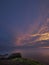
[0,0,49,52]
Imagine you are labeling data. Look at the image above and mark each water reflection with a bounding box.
[12,48,49,65]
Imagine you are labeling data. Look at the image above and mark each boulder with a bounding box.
[8,53,22,59]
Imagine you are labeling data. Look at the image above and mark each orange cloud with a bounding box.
[35,32,49,42]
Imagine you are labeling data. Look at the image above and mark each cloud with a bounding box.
[13,0,49,46]
[35,32,49,42]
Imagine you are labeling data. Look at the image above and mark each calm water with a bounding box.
[12,48,49,65]
[0,48,49,65]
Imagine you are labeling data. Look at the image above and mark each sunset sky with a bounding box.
[0,0,49,53]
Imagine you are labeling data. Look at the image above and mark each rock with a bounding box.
[8,53,22,59]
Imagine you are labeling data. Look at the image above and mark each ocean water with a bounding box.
[12,48,49,65]
[0,48,49,65]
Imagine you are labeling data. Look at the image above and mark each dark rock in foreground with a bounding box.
[8,53,21,59]
[0,53,22,60]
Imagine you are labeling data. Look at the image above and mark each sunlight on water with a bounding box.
[12,48,49,65]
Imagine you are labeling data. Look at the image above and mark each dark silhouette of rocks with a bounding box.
[8,53,22,59]
[0,53,22,60]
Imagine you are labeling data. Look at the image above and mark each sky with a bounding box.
[0,0,49,53]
